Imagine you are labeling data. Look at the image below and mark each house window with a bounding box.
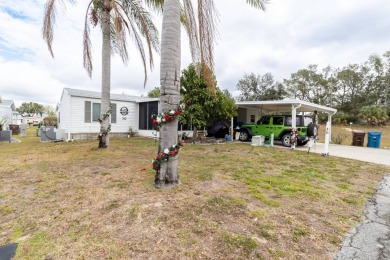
[92,103,101,122]
[85,101,116,123]
[139,101,158,130]
[250,115,255,123]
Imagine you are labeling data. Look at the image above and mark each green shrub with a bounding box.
[332,111,348,125]
[358,105,388,126]
[43,115,57,127]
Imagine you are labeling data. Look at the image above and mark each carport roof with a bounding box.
[236,99,337,114]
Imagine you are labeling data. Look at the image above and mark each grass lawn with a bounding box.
[1,127,389,259]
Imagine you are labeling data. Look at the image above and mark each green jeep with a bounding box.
[238,115,317,146]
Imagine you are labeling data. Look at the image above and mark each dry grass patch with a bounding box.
[0,128,389,259]
[318,124,390,148]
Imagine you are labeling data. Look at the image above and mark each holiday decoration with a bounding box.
[152,101,185,129]
[152,141,183,171]
[98,104,112,140]
[151,101,185,173]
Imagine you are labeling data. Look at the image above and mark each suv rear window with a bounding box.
[285,116,302,126]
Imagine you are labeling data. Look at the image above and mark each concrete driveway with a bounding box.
[294,142,390,166]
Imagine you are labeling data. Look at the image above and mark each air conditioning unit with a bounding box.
[251,135,265,146]
[0,130,11,142]
[40,127,64,142]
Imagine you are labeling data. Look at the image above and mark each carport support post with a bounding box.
[322,121,330,156]
[231,117,234,140]
[322,114,332,156]
[291,104,300,149]
[328,114,332,143]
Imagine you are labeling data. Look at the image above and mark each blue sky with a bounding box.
[1,0,390,107]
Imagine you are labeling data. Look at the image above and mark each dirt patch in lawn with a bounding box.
[1,129,389,259]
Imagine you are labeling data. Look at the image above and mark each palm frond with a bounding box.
[125,0,160,55]
[142,0,164,13]
[245,0,268,10]
[83,1,95,77]
[42,0,76,57]
[111,3,130,64]
[197,0,219,91]
[182,1,200,63]
[124,18,149,86]
[42,0,58,57]
[118,1,149,86]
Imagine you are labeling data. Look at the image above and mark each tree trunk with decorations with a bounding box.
[98,0,112,148]
[155,0,181,188]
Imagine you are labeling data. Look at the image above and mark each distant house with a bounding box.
[0,97,17,127]
[57,88,159,140]
[21,115,44,126]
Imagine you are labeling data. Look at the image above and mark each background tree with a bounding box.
[381,51,390,114]
[211,89,237,122]
[321,66,339,107]
[336,64,366,115]
[236,72,286,101]
[180,63,237,137]
[43,0,160,148]
[358,105,388,126]
[284,65,326,104]
[17,102,45,117]
[44,105,56,117]
[42,115,58,126]
[147,87,161,98]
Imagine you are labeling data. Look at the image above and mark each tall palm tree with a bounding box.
[43,0,161,148]
[155,0,268,188]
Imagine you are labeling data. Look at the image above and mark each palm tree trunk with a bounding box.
[155,0,181,188]
[99,0,111,148]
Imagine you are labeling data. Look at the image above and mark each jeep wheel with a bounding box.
[281,133,291,147]
[239,130,250,141]
[307,123,318,137]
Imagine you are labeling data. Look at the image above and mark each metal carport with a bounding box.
[233,100,337,155]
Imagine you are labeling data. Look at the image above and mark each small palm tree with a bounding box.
[43,0,161,148]
[155,0,268,188]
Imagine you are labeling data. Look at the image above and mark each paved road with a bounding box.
[334,176,390,259]
[292,143,390,259]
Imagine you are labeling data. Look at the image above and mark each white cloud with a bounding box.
[1,0,390,107]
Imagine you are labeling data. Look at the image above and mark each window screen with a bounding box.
[92,103,101,122]
[139,101,159,130]
[85,101,91,123]
[111,103,117,123]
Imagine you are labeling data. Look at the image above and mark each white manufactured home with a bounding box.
[57,88,159,140]
[0,97,17,126]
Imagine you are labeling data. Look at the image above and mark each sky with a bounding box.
[1,0,390,108]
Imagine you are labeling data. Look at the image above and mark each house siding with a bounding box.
[0,106,12,123]
[58,90,71,133]
[68,96,138,134]
[57,88,159,140]
[0,101,16,126]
